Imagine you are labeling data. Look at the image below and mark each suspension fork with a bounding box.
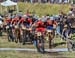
[14,29,20,43]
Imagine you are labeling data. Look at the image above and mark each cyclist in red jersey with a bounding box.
[22,17,32,27]
[11,16,19,25]
[5,17,11,26]
[33,19,45,53]
[35,19,45,32]
[45,17,57,30]
[19,17,24,23]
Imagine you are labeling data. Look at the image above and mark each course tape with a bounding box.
[0,48,68,52]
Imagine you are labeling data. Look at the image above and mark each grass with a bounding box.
[0,33,66,48]
[0,33,75,58]
[0,35,34,48]
[0,51,75,58]
[0,2,70,16]
[18,2,70,16]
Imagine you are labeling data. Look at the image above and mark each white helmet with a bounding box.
[23,15,28,18]
[68,11,73,14]
[50,16,55,20]
[0,16,2,19]
[38,18,41,20]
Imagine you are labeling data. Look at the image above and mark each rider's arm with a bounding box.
[11,19,14,24]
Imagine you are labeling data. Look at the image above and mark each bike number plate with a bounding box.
[47,30,52,32]
[37,32,42,36]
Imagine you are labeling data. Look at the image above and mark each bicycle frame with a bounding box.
[46,30,53,48]
[35,31,45,53]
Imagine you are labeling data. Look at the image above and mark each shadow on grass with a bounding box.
[52,42,66,48]
[19,51,68,58]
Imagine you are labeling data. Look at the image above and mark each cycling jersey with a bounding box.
[21,18,32,27]
[35,20,45,32]
[5,18,11,26]
[46,19,57,30]
[19,17,24,23]
[11,16,18,24]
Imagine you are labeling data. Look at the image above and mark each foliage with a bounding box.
[0,51,75,58]
[0,2,70,16]
[18,2,70,16]
[71,33,75,40]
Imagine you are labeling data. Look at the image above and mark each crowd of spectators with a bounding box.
[0,0,72,4]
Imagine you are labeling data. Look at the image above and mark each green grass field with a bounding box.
[0,33,66,48]
[0,51,75,58]
[0,34,75,58]
[0,3,70,16]
[18,3,70,16]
